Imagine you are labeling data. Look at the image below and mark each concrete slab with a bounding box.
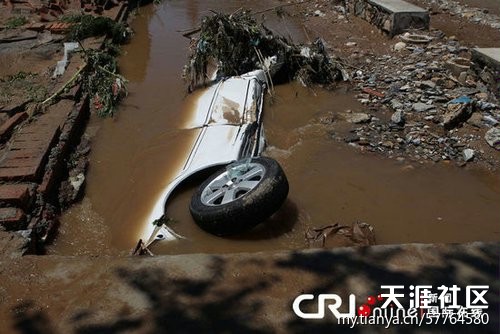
[349,0,429,36]
[472,48,500,98]
[0,240,497,333]
[369,0,426,13]
[472,48,500,70]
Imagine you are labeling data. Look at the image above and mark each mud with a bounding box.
[46,1,500,256]
[407,0,500,47]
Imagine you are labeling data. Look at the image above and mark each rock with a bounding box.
[458,71,467,83]
[477,101,496,111]
[394,42,407,51]
[69,173,85,194]
[483,115,499,126]
[443,80,456,89]
[345,42,357,47]
[382,141,394,149]
[443,103,474,130]
[467,112,483,128]
[344,134,360,143]
[484,128,500,150]
[420,80,436,89]
[463,148,474,162]
[345,113,371,124]
[314,10,326,17]
[413,102,435,112]
[390,99,403,110]
[475,92,488,100]
[391,110,405,125]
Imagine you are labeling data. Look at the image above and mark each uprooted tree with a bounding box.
[184,10,346,90]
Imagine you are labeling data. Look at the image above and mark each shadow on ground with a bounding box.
[8,243,499,334]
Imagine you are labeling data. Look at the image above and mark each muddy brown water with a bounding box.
[48,1,500,256]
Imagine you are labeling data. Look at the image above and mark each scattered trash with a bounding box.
[445,57,471,76]
[362,87,385,98]
[306,222,376,248]
[52,42,79,78]
[448,96,473,104]
[131,239,155,256]
[400,33,433,44]
[44,49,128,117]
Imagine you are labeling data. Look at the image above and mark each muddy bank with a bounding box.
[1,231,498,333]
[0,1,129,251]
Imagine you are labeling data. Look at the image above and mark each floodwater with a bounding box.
[48,1,500,256]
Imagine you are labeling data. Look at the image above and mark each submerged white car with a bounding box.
[139,70,289,247]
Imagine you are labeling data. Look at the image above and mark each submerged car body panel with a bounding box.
[139,70,268,245]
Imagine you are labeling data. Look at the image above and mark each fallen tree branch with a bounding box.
[184,11,344,89]
[181,27,201,38]
[42,65,86,105]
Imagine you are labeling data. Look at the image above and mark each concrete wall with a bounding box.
[347,0,429,36]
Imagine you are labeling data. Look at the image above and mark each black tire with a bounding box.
[190,157,289,236]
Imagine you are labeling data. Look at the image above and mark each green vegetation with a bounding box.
[6,16,28,29]
[0,72,47,105]
[40,15,130,117]
[185,10,344,89]
[42,48,128,117]
[62,14,130,44]
[81,49,128,117]
[3,71,33,82]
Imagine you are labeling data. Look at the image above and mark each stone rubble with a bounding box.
[484,128,500,150]
[419,0,500,30]
[327,20,500,167]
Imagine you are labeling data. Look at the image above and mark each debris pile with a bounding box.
[416,0,500,30]
[306,222,376,248]
[330,27,500,168]
[62,14,129,44]
[80,49,127,117]
[184,10,345,89]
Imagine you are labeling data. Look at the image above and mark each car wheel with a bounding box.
[190,157,289,236]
